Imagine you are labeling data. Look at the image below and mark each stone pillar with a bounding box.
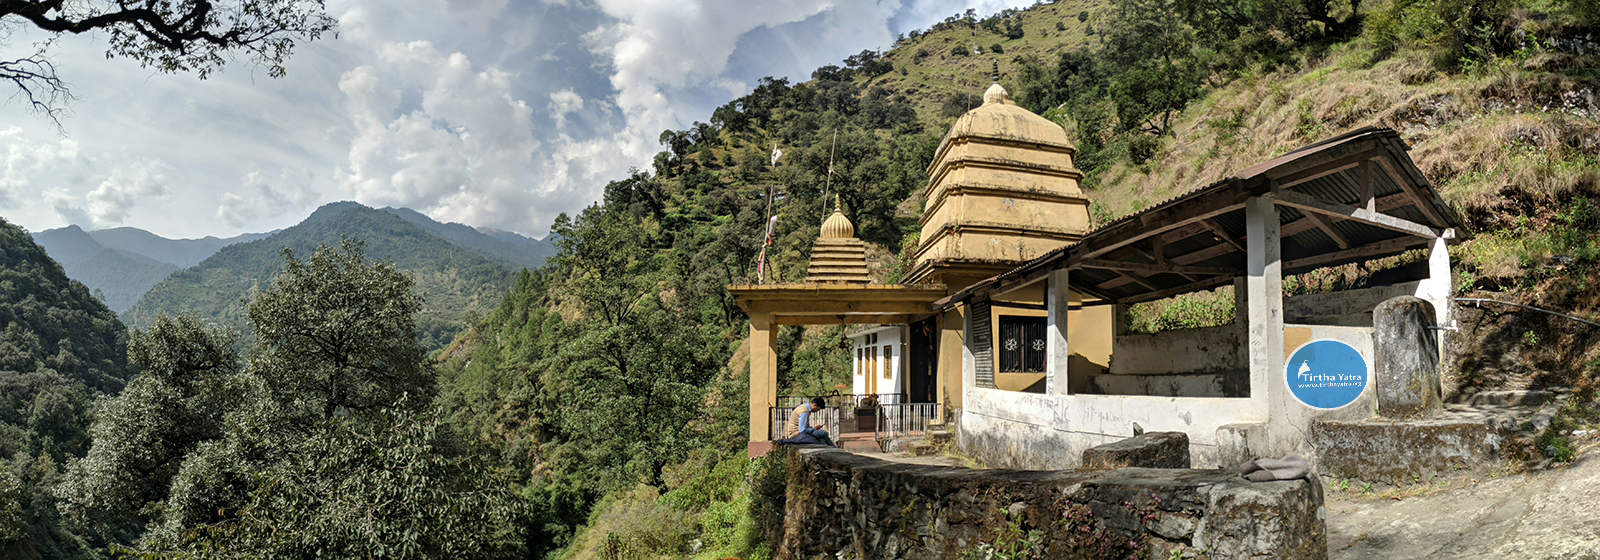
[1245,196,1282,419]
[1046,268,1072,396]
[937,307,966,422]
[749,313,778,447]
[1374,296,1442,419]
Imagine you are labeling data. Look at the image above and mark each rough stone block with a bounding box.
[1081,431,1191,470]
[1374,296,1442,419]
[1311,418,1516,484]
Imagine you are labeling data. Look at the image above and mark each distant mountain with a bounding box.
[33,225,182,313]
[87,226,274,268]
[378,206,555,271]
[125,203,525,349]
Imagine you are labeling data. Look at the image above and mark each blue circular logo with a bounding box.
[1286,340,1368,410]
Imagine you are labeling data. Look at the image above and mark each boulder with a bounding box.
[1081,431,1191,470]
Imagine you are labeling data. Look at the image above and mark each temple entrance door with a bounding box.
[908,317,937,403]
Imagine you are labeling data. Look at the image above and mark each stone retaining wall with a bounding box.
[771,446,1326,559]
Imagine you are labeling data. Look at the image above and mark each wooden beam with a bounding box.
[1079,259,1235,276]
[1115,270,1162,292]
[1160,222,1213,244]
[772,314,923,326]
[1119,275,1237,304]
[960,180,1254,305]
[1374,156,1449,228]
[1124,245,1197,282]
[1172,242,1239,266]
[1274,190,1440,239]
[1282,237,1430,271]
[1300,210,1352,250]
[1279,192,1410,239]
[1269,148,1385,189]
[1202,218,1245,253]
[1075,183,1255,264]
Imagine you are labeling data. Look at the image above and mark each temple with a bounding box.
[730,81,1464,468]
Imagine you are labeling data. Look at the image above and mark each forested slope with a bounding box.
[0,218,134,558]
[125,202,520,349]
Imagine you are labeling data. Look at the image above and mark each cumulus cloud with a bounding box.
[0,0,1022,239]
[333,40,545,232]
[0,127,175,228]
[217,169,320,228]
[547,89,584,129]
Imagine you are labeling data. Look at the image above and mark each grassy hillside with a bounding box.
[126,203,518,349]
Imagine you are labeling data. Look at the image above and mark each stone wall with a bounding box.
[771,446,1326,560]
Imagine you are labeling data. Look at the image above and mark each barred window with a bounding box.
[998,316,1046,373]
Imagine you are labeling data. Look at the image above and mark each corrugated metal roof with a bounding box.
[949,128,1466,306]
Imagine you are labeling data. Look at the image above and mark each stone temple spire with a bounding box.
[806,195,871,284]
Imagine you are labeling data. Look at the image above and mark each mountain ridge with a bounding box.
[124,202,535,349]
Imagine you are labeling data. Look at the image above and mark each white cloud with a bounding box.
[333,40,544,232]
[217,169,319,228]
[1,128,174,228]
[547,89,584,129]
[83,160,174,226]
[0,0,1025,239]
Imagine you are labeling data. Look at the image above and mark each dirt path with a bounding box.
[1328,449,1600,559]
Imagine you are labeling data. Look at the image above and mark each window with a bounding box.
[882,345,893,379]
[998,316,1047,373]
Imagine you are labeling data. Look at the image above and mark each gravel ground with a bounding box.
[1328,447,1600,559]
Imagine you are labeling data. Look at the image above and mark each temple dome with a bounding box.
[942,82,1074,151]
[906,81,1091,287]
[819,197,856,239]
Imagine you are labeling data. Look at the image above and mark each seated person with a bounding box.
[777,397,834,447]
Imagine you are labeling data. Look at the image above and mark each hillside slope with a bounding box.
[433,0,1600,557]
[125,203,518,349]
[0,217,134,559]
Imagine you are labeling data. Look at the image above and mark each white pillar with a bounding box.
[1245,196,1282,420]
[1046,268,1072,396]
[1415,234,1452,327]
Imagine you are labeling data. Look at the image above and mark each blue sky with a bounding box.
[0,0,1028,239]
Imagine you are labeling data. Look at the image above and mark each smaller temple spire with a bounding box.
[820,195,856,239]
[807,194,869,284]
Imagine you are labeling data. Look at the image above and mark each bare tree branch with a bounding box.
[0,0,336,117]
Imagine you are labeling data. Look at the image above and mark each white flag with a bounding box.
[770,146,783,166]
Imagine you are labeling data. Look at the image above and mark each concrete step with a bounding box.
[838,433,881,453]
[1450,390,1555,407]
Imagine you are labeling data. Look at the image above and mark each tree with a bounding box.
[2,0,337,120]
[247,238,434,426]
[62,240,526,557]
[55,316,240,533]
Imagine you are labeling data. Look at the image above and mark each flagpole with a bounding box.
[757,143,785,284]
[820,129,837,226]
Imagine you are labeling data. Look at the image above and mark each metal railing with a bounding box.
[875,402,941,442]
[775,393,907,410]
[769,405,840,441]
